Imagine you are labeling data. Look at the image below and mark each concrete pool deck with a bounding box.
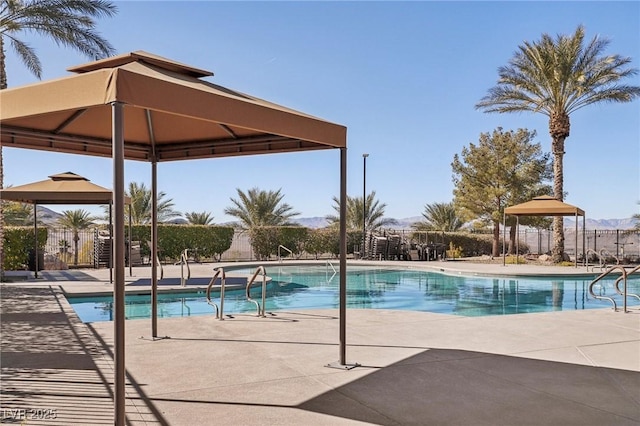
[1,260,639,425]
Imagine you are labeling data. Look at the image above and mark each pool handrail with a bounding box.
[246,266,267,317]
[179,249,191,287]
[326,261,337,282]
[155,254,164,280]
[206,267,226,320]
[585,249,605,272]
[588,265,629,312]
[613,264,640,303]
[278,245,293,262]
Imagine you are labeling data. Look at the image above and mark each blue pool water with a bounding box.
[68,265,640,323]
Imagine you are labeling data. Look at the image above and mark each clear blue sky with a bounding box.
[4,1,639,222]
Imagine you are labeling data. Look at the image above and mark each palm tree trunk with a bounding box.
[492,220,500,258]
[550,112,569,263]
[74,233,80,266]
[0,36,6,89]
[0,141,3,281]
[551,139,566,262]
[0,36,5,281]
[509,222,517,255]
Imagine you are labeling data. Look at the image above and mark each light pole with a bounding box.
[362,153,369,259]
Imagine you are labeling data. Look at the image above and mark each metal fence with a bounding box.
[38,226,640,270]
[385,228,640,262]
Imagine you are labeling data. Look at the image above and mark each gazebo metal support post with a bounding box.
[516,217,520,261]
[109,204,113,284]
[327,147,358,370]
[128,209,132,276]
[340,148,347,365]
[502,211,506,266]
[111,102,126,426]
[33,202,38,278]
[582,216,586,267]
[151,160,158,338]
[574,212,578,268]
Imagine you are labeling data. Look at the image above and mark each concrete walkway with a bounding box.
[1,261,639,425]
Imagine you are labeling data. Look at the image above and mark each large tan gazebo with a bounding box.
[0,51,349,424]
[503,195,586,267]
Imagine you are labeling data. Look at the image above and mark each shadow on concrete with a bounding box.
[0,285,170,425]
[298,348,640,425]
[4,270,101,282]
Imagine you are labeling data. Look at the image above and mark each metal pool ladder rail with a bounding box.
[588,265,638,312]
[206,268,226,320]
[326,261,337,282]
[614,265,640,303]
[179,249,191,287]
[246,266,268,317]
[278,245,292,262]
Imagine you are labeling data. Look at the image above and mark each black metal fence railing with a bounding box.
[38,227,640,270]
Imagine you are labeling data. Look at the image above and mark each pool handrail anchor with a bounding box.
[246,266,267,317]
[206,268,226,320]
[278,245,293,263]
[588,265,631,312]
[179,249,191,287]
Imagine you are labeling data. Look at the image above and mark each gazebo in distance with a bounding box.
[503,195,585,267]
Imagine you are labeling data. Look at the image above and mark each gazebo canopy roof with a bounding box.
[0,172,129,204]
[504,195,585,217]
[0,50,347,162]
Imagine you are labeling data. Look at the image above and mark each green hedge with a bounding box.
[409,231,501,257]
[3,227,48,270]
[127,225,234,262]
[249,226,309,260]
[250,227,362,260]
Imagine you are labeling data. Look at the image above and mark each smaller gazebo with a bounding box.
[503,195,585,267]
[0,172,130,277]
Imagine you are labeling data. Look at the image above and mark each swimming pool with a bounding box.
[68,265,639,323]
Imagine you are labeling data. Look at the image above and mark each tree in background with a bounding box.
[57,209,95,266]
[4,200,33,226]
[0,0,117,279]
[185,211,214,225]
[476,25,640,262]
[452,128,552,257]
[224,187,298,229]
[326,191,397,233]
[125,182,181,225]
[412,202,464,232]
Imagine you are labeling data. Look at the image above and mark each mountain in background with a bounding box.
[31,207,637,230]
[294,216,637,230]
[564,217,637,230]
[36,206,63,224]
[292,216,423,229]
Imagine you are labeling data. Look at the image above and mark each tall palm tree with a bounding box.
[476,25,640,262]
[412,202,464,232]
[185,211,214,225]
[0,0,117,279]
[224,187,298,229]
[326,191,397,232]
[125,182,181,225]
[57,209,94,266]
